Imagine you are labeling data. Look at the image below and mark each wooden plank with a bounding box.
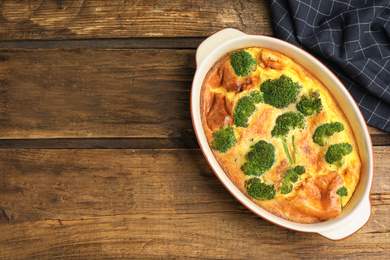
[0,147,387,223]
[368,126,390,146]
[0,37,206,50]
[0,128,388,149]
[0,49,195,139]
[0,147,388,259]
[0,137,198,149]
[0,213,388,259]
[0,0,273,40]
[0,49,389,144]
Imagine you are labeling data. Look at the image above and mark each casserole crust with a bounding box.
[200,47,361,223]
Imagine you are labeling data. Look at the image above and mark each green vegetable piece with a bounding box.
[230,50,257,77]
[260,75,302,108]
[336,186,348,210]
[292,165,306,175]
[296,90,323,116]
[280,166,306,194]
[211,125,237,153]
[271,112,306,138]
[313,122,345,146]
[233,92,263,127]
[292,135,298,165]
[245,178,276,200]
[241,140,275,176]
[280,137,293,165]
[325,143,353,167]
[271,112,306,165]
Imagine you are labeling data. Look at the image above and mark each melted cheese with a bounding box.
[201,47,361,223]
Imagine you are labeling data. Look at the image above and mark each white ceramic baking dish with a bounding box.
[191,28,374,240]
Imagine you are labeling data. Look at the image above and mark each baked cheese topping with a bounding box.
[201,47,361,223]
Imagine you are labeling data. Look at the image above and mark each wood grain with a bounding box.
[0,137,198,149]
[0,37,206,49]
[0,49,195,139]
[0,0,273,40]
[0,147,388,259]
[0,49,389,146]
[368,126,390,146]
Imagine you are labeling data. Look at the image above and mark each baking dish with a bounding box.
[190,28,374,240]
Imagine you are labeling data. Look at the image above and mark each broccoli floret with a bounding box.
[241,140,275,176]
[211,125,237,153]
[296,90,323,116]
[260,75,302,108]
[271,112,306,165]
[336,186,348,210]
[280,166,306,194]
[230,50,257,77]
[291,165,306,175]
[313,122,345,146]
[233,92,263,127]
[325,143,353,167]
[271,112,306,137]
[245,178,276,200]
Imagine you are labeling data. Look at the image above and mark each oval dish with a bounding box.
[191,28,374,240]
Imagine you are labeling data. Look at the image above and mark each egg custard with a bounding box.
[201,47,361,223]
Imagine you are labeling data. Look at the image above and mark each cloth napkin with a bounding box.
[270,0,390,132]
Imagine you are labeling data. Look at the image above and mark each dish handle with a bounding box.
[196,28,247,67]
[318,197,371,240]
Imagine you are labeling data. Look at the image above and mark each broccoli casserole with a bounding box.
[200,47,361,223]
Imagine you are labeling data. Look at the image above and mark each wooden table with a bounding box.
[0,1,389,259]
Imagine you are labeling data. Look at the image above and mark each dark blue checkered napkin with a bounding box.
[271,0,390,132]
